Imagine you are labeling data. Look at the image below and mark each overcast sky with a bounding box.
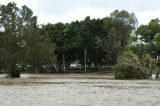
[1,0,160,25]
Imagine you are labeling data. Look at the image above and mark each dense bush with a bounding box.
[114,51,148,79]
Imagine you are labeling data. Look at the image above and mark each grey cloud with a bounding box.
[31,0,160,16]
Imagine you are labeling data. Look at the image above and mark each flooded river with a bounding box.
[0,74,160,106]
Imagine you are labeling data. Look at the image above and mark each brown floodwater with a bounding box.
[0,74,160,106]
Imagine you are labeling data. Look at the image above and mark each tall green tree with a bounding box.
[97,10,138,64]
[135,18,160,59]
[0,2,23,77]
[42,22,67,71]
[25,28,56,73]
[0,2,56,77]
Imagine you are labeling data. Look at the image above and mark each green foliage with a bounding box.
[141,54,159,78]
[135,18,160,59]
[0,3,139,76]
[0,2,56,77]
[25,28,56,72]
[43,10,137,69]
[134,19,160,79]
[129,43,150,59]
[110,10,138,30]
[97,10,137,64]
[114,50,147,79]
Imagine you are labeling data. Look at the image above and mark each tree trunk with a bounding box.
[8,63,20,78]
[36,68,38,74]
[9,69,20,78]
[156,71,159,79]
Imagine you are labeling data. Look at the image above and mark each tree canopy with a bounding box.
[0,2,56,77]
[43,10,137,70]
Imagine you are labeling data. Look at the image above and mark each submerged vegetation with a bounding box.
[0,2,160,79]
[114,50,147,79]
[114,49,159,79]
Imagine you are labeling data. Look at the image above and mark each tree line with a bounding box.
[42,9,137,71]
[0,2,159,78]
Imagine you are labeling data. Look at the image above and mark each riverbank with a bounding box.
[27,73,114,79]
[0,73,114,85]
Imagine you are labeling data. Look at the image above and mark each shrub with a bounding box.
[114,51,148,79]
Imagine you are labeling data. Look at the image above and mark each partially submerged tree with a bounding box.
[141,54,159,79]
[114,50,147,79]
[114,48,159,79]
[0,2,24,77]
[0,2,56,77]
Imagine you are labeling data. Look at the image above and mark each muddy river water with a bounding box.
[0,74,160,106]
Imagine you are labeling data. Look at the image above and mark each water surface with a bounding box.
[0,74,160,106]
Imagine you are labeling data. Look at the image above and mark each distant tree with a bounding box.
[97,10,138,64]
[43,17,105,70]
[135,18,160,59]
[42,22,67,71]
[25,28,56,73]
[43,10,138,71]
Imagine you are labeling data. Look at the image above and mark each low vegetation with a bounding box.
[114,50,147,79]
[114,50,159,79]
